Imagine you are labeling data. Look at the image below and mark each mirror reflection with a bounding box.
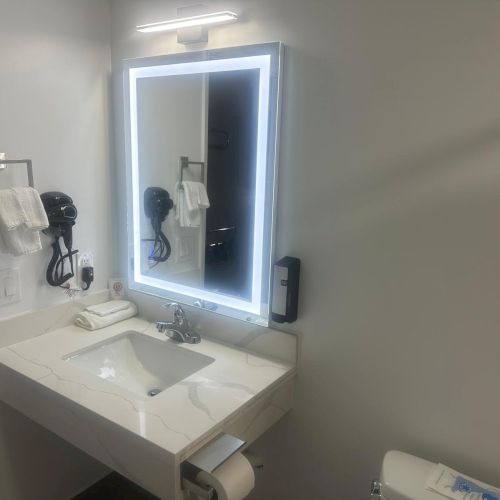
[126,44,281,323]
[137,69,259,300]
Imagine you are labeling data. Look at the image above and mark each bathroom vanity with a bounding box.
[0,312,296,499]
[0,41,294,500]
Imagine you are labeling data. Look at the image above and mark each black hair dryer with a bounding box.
[41,192,78,287]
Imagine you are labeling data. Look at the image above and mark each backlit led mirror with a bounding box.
[123,43,282,325]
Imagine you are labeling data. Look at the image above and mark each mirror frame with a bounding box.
[123,42,283,326]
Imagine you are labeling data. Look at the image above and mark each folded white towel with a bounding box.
[175,181,210,228]
[75,303,138,331]
[85,300,131,317]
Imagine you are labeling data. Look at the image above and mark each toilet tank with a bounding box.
[378,451,443,500]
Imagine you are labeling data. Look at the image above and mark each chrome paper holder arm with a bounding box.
[0,159,34,188]
[182,478,215,500]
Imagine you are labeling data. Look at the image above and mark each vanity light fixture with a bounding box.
[136,11,238,34]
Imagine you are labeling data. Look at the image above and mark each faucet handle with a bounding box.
[161,302,179,309]
[161,302,187,323]
[194,299,218,311]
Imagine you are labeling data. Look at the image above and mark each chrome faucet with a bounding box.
[156,303,201,344]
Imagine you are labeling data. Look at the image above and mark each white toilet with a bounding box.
[371,450,445,499]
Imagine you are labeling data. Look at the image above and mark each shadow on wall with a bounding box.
[0,402,108,500]
[324,122,500,237]
[248,45,500,500]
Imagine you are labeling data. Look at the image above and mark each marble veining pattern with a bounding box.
[0,317,295,458]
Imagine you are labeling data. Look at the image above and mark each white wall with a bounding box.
[111,1,500,499]
[0,1,112,498]
[0,0,114,317]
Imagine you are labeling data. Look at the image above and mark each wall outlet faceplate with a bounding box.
[78,252,94,268]
[77,252,94,291]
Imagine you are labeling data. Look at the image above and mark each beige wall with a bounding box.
[111,1,500,498]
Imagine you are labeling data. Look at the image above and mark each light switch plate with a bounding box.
[0,268,21,306]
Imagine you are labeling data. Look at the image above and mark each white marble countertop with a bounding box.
[0,317,295,460]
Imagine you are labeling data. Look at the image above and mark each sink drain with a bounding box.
[148,388,161,397]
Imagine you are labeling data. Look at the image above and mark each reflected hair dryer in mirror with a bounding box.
[144,187,174,265]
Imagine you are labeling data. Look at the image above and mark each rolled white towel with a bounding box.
[85,299,131,317]
[75,303,137,331]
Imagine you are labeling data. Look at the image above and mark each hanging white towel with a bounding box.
[180,188,201,227]
[182,181,210,212]
[0,188,25,229]
[0,187,48,256]
[11,187,49,230]
[0,226,44,256]
[175,181,210,228]
[0,187,48,229]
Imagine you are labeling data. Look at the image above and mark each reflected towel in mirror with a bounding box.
[174,181,210,228]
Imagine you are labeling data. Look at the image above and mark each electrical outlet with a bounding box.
[77,252,94,291]
[79,252,94,268]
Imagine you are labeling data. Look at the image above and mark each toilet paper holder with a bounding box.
[182,477,215,500]
[182,434,247,499]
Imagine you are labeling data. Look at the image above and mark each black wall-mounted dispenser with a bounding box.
[271,256,300,323]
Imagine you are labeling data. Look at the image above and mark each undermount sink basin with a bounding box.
[64,331,215,398]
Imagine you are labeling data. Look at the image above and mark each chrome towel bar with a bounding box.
[179,155,205,184]
[0,159,34,188]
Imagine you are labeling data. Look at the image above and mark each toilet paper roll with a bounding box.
[196,452,255,500]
